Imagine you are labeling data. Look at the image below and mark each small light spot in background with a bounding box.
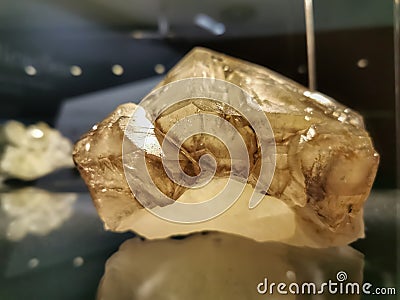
[73,256,84,268]
[112,64,124,76]
[286,270,296,281]
[154,64,165,74]
[297,64,307,74]
[85,142,91,151]
[131,31,144,39]
[357,58,368,69]
[28,258,39,269]
[70,65,82,76]
[194,14,225,36]
[25,65,37,76]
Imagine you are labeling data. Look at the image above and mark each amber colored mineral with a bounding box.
[73,48,379,247]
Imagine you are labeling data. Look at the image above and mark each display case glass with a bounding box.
[0,1,398,299]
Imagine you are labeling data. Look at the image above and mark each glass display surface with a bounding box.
[0,1,398,299]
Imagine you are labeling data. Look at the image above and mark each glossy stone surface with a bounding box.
[73,48,379,247]
[98,232,363,300]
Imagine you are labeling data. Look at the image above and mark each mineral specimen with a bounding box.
[0,187,77,241]
[73,48,379,247]
[0,121,74,182]
[98,232,363,300]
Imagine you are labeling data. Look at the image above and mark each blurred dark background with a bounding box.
[0,0,397,187]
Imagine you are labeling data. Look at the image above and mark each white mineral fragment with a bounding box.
[0,120,74,181]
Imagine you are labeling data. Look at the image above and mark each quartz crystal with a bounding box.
[73,48,379,247]
[98,232,363,300]
[0,121,74,182]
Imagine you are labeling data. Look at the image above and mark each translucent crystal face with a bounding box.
[122,78,277,222]
[73,47,379,248]
[155,98,256,179]
[142,98,254,201]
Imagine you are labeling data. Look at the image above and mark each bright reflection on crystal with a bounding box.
[29,128,44,139]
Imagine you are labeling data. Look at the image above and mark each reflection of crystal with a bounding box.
[0,187,77,241]
[0,121,74,181]
[98,232,363,300]
[73,48,379,247]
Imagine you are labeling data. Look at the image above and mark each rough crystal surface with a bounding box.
[73,48,379,247]
[0,120,74,182]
